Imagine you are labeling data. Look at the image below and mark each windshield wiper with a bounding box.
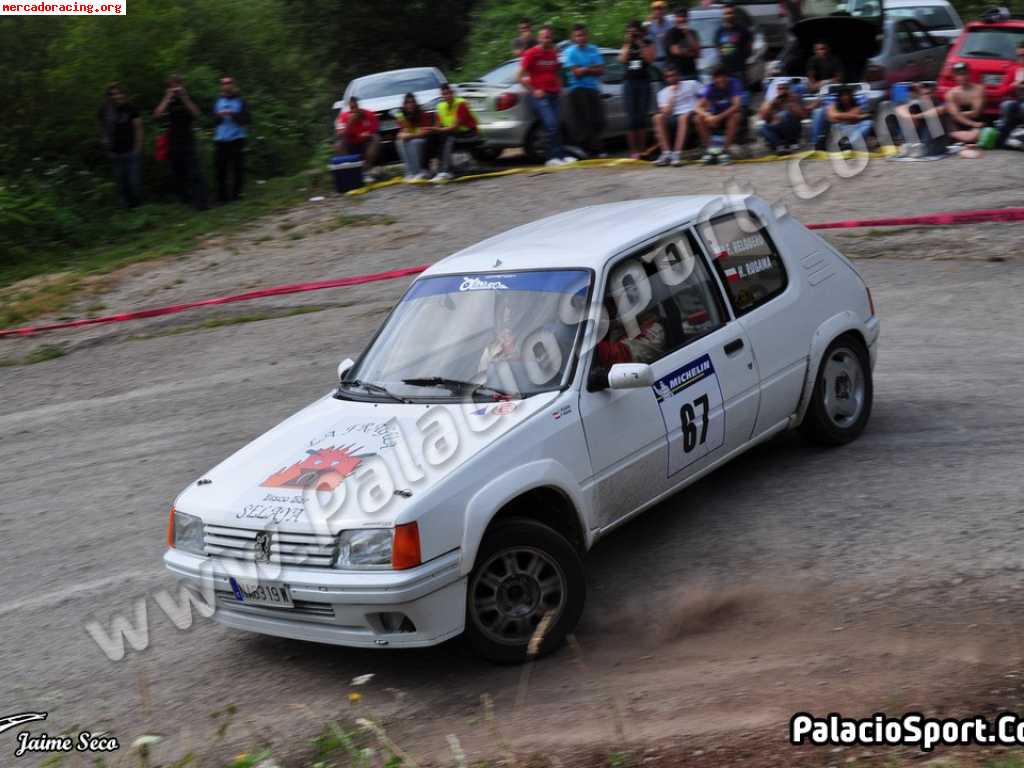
[401,377,518,401]
[337,379,411,404]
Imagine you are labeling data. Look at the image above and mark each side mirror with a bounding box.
[338,358,355,382]
[587,365,610,392]
[609,363,654,390]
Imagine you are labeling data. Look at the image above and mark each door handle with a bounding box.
[724,338,745,355]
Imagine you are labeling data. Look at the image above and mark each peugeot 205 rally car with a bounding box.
[165,195,879,662]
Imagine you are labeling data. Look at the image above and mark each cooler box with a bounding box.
[329,154,364,193]
[891,82,913,105]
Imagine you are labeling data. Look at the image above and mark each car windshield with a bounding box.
[480,61,521,85]
[342,270,592,402]
[887,6,956,30]
[352,71,441,100]
[958,28,1024,59]
[691,17,722,47]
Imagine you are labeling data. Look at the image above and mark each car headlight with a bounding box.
[335,529,393,568]
[171,508,205,556]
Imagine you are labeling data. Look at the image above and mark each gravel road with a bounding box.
[2,152,1023,766]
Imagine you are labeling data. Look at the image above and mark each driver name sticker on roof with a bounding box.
[653,354,726,476]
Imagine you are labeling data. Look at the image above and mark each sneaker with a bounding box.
[560,156,578,165]
[431,171,453,183]
[670,152,683,167]
[545,158,564,167]
[413,171,432,181]
[701,151,716,165]
[1006,137,1023,150]
[654,151,672,166]
[719,151,732,165]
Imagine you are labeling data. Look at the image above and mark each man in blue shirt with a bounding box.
[695,66,744,164]
[213,75,250,203]
[562,24,606,157]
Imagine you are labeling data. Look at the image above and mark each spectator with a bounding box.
[619,20,656,159]
[665,7,701,81]
[336,96,382,178]
[513,17,537,57]
[888,81,947,157]
[944,62,984,144]
[997,43,1024,148]
[432,82,480,182]
[653,65,702,165]
[807,41,843,94]
[563,23,606,158]
[519,25,575,166]
[695,66,744,164]
[714,3,753,86]
[758,78,805,152]
[212,75,250,204]
[98,82,143,208]
[154,74,206,209]
[645,1,675,67]
[813,85,873,149]
[395,93,434,180]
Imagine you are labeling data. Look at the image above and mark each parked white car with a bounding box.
[164,195,879,662]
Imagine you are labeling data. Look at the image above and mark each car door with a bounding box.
[696,208,806,438]
[601,53,628,137]
[907,20,949,80]
[578,227,760,531]
[891,21,924,84]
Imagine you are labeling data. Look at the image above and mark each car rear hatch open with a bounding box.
[783,15,884,81]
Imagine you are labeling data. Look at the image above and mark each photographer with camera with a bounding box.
[758,78,805,153]
[619,20,655,159]
[154,74,206,210]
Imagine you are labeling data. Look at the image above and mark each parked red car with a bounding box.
[936,9,1024,116]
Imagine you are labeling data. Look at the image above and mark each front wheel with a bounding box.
[800,334,873,445]
[466,518,585,663]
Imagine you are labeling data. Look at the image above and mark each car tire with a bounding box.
[799,333,873,446]
[524,123,549,165]
[465,518,585,664]
[471,146,501,163]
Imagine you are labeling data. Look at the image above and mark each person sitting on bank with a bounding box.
[431,82,479,182]
[653,64,702,166]
[695,65,744,164]
[758,77,805,153]
[887,81,947,157]
[813,85,874,150]
[396,93,435,180]
[335,96,381,178]
[944,62,985,145]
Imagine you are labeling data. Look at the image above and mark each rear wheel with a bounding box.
[466,518,585,663]
[470,146,502,163]
[800,334,873,445]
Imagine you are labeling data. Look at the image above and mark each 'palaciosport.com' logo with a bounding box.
[0,711,119,758]
[792,712,1024,752]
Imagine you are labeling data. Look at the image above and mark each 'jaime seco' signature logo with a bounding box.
[0,711,119,758]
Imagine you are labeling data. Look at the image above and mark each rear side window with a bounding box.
[698,212,787,316]
[888,6,956,31]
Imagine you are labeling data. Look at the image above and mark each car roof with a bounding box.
[349,67,442,84]
[423,196,769,276]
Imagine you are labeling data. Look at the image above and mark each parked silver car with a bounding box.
[457,48,663,163]
[333,67,446,158]
[850,0,964,44]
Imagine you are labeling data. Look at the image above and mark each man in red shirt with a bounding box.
[518,25,574,166]
[335,96,381,175]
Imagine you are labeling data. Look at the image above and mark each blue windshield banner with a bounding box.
[404,270,590,301]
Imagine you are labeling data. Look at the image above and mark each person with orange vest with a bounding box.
[431,82,480,182]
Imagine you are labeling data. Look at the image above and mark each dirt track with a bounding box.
[2,151,1024,766]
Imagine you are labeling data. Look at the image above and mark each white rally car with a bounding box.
[165,195,879,662]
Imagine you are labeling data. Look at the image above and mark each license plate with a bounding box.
[983,74,1004,86]
[229,577,293,608]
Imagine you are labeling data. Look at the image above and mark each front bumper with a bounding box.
[163,548,466,648]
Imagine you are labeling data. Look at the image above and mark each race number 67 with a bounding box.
[681,394,709,453]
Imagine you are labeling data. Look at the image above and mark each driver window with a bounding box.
[596,230,727,370]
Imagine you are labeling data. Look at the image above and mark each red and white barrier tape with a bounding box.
[2,206,1022,339]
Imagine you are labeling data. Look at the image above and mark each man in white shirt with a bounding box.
[653,65,702,166]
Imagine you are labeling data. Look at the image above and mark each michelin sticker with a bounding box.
[652,354,726,476]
